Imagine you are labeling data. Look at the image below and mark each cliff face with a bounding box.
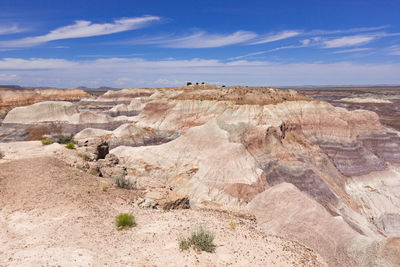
[1,85,400,266]
[0,88,89,119]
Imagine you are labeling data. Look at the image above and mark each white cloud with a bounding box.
[332,48,373,54]
[0,25,24,35]
[250,30,301,45]
[323,34,376,48]
[132,30,257,48]
[0,16,160,47]
[0,57,399,87]
[0,57,76,69]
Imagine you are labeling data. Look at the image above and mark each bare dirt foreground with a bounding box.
[0,155,323,266]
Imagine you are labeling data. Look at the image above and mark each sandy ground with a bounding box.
[0,154,324,266]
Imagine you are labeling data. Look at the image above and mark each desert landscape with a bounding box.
[1,1,400,266]
[1,84,399,266]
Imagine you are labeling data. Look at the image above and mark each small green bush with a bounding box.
[65,142,75,149]
[57,134,74,144]
[201,82,205,84]
[41,139,54,145]
[178,225,215,253]
[116,213,136,230]
[114,173,136,189]
[186,82,192,86]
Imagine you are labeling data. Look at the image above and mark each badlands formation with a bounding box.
[1,85,400,266]
[0,87,88,120]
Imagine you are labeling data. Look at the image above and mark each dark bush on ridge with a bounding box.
[57,134,74,144]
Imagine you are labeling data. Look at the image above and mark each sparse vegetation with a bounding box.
[76,163,83,170]
[201,82,205,84]
[0,150,3,159]
[89,168,100,176]
[178,225,215,253]
[222,85,226,87]
[101,184,108,192]
[115,213,136,230]
[186,82,192,86]
[196,82,199,85]
[114,173,136,189]
[41,138,54,145]
[57,133,74,144]
[65,142,75,149]
[78,152,91,161]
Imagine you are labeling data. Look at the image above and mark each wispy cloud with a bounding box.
[131,30,301,48]
[228,51,268,60]
[130,26,390,49]
[332,47,373,54]
[131,30,257,48]
[0,57,76,69]
[228,29,400,59]
[323,34,376,48]
[307,25,389,36]
[321,32,400,48]
[0,16,160,47]
[0,25,25,35]
[245,26,388,46]
[78,53,143,58]
[250,30,301,45]
[131,29,302,49]
[229,39,313,60]
[268,43,310,52]
[52,46,69,49]
[388,45,400,55]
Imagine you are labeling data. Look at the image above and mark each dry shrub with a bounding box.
[178,225,215,253]
[114,173,136,189]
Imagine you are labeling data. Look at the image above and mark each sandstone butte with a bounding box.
[0,84,399,266]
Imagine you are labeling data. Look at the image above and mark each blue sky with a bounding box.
[0,0,399,87]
